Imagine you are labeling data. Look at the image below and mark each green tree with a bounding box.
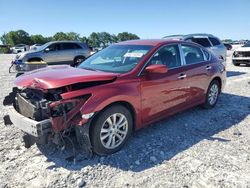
[98,32,113,47]
[88,32,101,48]
[0,30,32,46]
[53,32,69,41]
[30,34,47,44]
[66,32,80,41]
[117,32,140,42]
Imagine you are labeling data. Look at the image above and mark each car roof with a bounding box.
[115,39,181,46]
[163,33,218,39]
[49,40,83,44]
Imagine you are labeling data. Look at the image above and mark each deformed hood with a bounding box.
[14,65,118,89]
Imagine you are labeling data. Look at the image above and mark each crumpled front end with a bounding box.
[7,86,92,154]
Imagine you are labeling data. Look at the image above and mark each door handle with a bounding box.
[178,74,186,79]
[206,65,212,70]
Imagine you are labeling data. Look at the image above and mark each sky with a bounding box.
[0,0,250,41]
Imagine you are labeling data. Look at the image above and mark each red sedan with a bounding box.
[8,39,226,155]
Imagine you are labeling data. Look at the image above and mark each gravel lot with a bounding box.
[0,48,250,188]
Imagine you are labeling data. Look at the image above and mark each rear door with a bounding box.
[59,43,78,63]
[180,44,212,105]
[140,44,189,124]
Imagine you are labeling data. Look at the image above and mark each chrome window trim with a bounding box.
[178,44,186,66]
[138,43,183,76]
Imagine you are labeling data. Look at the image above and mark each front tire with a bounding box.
[90,105,133,155]
[72,56,85,67]
[202,80,220,109]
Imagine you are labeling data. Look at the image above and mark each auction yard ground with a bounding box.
[0,47,250,187]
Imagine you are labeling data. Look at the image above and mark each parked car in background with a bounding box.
[232,41,250,66]
[29,44,42,51]
[7,39,226,155]
[11,41,90,73]
[163,34,227,61]
[223,43,233,50]
[10,44,29,54]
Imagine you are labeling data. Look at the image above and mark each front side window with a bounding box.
[209,37,221,46]
[148,45,181,69]
[47,44,60,52]
[79,45,153,73]
[182,45,205,65]
[187,38,212,47]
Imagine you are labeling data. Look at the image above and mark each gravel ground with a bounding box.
[0,48,250,188]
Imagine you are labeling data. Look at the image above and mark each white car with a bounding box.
[29,44,42,51]
[232,41,250,66]
[10,44,29,54]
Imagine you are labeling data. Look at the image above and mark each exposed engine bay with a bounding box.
[6,81,108,157]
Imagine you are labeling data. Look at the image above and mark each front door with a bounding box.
[140,44,189,124]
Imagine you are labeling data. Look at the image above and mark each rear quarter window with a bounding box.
[203,50,210,61]
[187,38,212,48]
[209,37,221,46]
[181,45,205,65]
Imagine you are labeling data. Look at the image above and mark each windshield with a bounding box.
[78,45,153,73]
[243,41,250,47]
[35,42,52,51]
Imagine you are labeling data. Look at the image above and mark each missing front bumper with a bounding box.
[7,106,51,137]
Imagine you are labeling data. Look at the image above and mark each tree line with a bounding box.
[0,30,140,48]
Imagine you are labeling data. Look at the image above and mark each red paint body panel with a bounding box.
[14,39,226,132]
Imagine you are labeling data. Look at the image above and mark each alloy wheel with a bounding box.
[100,113,128,149]
[208,84,219,105]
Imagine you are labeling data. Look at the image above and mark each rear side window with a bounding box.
[181,45,205,65]
[187,38,212,47]
[203,50,210,61]
[148,44,181,69]
[209,37,221,46]
[61,43,77,50]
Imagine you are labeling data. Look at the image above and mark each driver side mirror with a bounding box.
[145,64,168,74]
[44,48,50,52]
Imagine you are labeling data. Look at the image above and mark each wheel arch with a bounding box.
[74,55,86,62]
[91,100,137,132]
[211,76,222,90]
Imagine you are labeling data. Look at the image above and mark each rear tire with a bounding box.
[90,105,133,155]
[202,80,220,109]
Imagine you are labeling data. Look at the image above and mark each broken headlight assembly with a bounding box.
[50,102,76,117]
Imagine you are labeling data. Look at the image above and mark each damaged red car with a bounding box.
[7,39,226,155]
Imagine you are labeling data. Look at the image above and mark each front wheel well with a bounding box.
[211,77,222,90]
[92,101,136,131]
